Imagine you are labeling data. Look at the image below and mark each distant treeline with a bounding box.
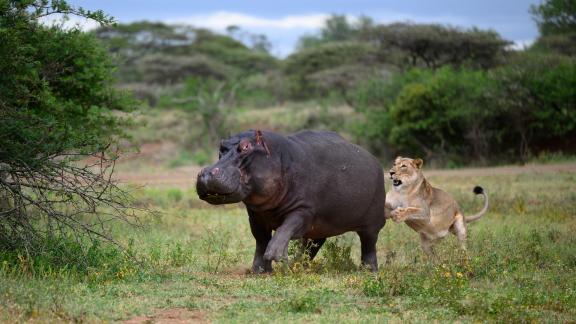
[94,0,576,165]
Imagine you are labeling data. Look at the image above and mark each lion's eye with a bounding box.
[401,165,407,168]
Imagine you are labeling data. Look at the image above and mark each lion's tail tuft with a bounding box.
[466,186,488,223]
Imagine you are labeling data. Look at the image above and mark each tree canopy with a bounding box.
[530,0,576,36]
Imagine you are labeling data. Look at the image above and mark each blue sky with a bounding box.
[71,0,541,57]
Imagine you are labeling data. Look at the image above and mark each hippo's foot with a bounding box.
[251,263,272,274]
[251,254,273,273]
[264,242,288,263]
[360,261,378,272]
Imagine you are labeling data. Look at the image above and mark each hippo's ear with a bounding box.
[413,158,424,169]
[255,130,270,156]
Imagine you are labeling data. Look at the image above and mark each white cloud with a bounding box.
[39,14,101,31]
[38,11,536,57]
[167,11,329,31]
[509,39,535,50]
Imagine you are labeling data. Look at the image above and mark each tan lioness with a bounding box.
[385,157,489,255]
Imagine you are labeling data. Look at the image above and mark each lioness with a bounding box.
[385,157,488,255]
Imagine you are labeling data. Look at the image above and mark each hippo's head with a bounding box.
[196,130,279,205]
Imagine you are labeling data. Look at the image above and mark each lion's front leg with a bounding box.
[390,207,422,223]
[384,202,395,219]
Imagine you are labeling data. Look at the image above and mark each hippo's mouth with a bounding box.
[199,190,235,201]
[393,179,402,187]
[198,182,243,204]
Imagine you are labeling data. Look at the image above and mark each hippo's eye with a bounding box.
[219,147,229,158]
[238,142,251,153]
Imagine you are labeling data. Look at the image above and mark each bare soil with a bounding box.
[114,162,576,188]
[123,308,208,324]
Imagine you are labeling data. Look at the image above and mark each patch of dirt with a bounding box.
[225,265,253,276]
[424,162,576,177]
[115,165,201,188]
[123,308,208,324]
[113,162,576,188]
[120,142,179,165]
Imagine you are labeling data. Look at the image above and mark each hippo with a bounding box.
[196,130,385,273]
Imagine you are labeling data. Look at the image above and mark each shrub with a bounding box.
[162,77,238,148]
[200,227,241,274]
[282,289,334,313]
[0,0,138,252]
[134,54,238,84]
[284,41,378,99]
[354,53,576,165]
[491,52,576,160]
[0,236,141,282]
[388,67,497,163]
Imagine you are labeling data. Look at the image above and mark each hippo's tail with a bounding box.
[465,186,489,224]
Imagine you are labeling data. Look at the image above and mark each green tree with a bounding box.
[368,23,510,69]
[321,14,355,42]
[165,77,238,147]
[530,0,576,56]
[387,68,497,163]
[0,0,137,251]
[96,22,278,84]
[530,0,576,36]
[354,56,576,164]
[492,53,576,161]
[284,41,378,99]
[297,14,373,50]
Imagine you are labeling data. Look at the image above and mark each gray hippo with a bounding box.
[196,130,385,273]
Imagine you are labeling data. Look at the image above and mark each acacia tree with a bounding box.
[368,23,510,70]
[0,0,138,251]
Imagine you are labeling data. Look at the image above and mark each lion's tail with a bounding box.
[465,186,489,223]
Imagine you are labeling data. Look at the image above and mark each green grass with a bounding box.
[1,168,575,322]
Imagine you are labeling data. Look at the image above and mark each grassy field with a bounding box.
[1,164,575,323]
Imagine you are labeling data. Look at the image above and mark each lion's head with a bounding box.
[389,156,424,190]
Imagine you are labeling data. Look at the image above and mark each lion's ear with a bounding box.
[413,158,424,169]
[395,156,403,162]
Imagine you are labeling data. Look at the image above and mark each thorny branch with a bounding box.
[0,150,146,262]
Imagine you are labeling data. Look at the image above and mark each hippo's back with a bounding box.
[286,130,385,234]
[287,130,381,176]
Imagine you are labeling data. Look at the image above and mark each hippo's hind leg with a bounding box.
[301,238,326,261]
[357,231,379,272]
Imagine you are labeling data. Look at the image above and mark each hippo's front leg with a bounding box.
[249,214,272,273]
[264,213,307,263]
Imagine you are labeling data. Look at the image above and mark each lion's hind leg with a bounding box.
[450,213,467,251]
[419,233,440,257]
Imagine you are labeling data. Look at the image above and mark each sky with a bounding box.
[68,0,541,57]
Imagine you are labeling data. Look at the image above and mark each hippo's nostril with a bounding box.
[197,168,212,185]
